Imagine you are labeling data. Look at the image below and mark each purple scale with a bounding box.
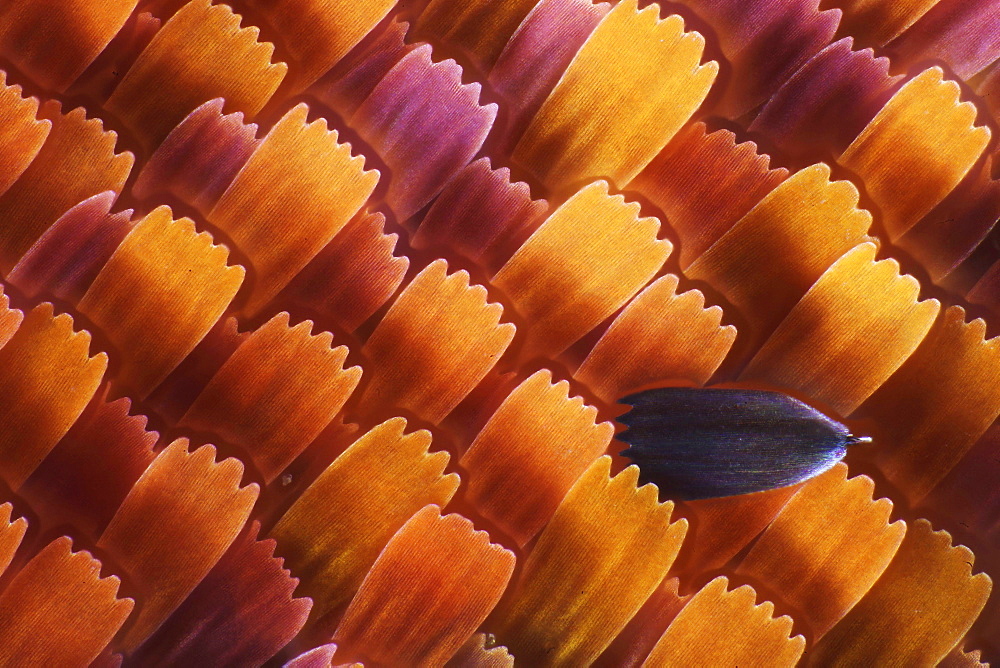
[686,0,841,118]
[311,18,416,118]
[886,0,1000,79]
[7,191,133,303]
[751,38,902,159]
[351,45,498,221]
[412,157,548,275]
[133,98,260,215]
[130,521,311,667]
[487,0,610,156]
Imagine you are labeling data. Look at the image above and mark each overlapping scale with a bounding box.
[735,464,906,638]
[493,181,670,358]
[513,0,716,192]
[493,457,687,665]
[811,520,992,665]
[333,505,515,666]
[461,370,613,546]
[105,0,286,151]
[97,440,259,651]
[357,260,515,424]
[269,418,459,633]
[77,206,244,398]
[0,101,132,274]
[0,537,133,665]
[575,275,735,402]
[643,577,805,667]
[207,103,378,316]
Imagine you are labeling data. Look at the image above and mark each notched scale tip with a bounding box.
[750,38,902,159]
[811,519,992,666]
[8,191,134,303]
[351,44,498,220]
[358,259,515,425]
[277,209,409,333]
[735,463,906,638]
[685,162,874,343]
[333,505,515,667]
[492,456,687,666]
[0,302,106,491]
[840,66,992,242]
[643,577,805,667]
[413,157,548,275]
[20,387,157,539]
[619,386,861,500]
[208,102,378,318]
[78,205,244,399]
[461,369,613,547]
[494,181,670,359]
[513,0,717,192]
[741,242,940,415]
[0,536,134,666]
[179,311,362,482]
[97,439,259,652]
[0,502,27,579]
[134,98,261,215]
[270,417,459,634]
[0,100,133,275]
[446,633,515,668]
[632,122,789,270]
[105,0,286,151]
[131,521,311,667]
[0,70,50,199]
[243,0,397,92]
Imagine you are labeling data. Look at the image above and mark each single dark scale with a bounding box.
[619,387,870,500]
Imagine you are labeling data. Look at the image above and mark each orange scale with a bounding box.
[492,457,687,666]
[447,634,515,667]
[207,103,379,317]
[0,536,133,666]
[277,210,409,334]
[827,0,939,47]
[357,260,515,425]
[333,505,515,666]
[243,0,397,92]
[0,0,137,91]
[0,100,132,275]
[461,369,613,547]
[512,0,717,193]
[686,163,874,346]
[631,123,789,270]
[179,312,362,482]
[0,71,50,199]
[643,577,805,667]
[77,206,244,399]
[677,484,803,575]
[741,243,940,416]
[97,440,259,652]
[735,463,906,639]
[840,67,991,242]
[493,181,671,359]
[810,520,992,665]
[415,0,540,71]
[270,418,459,635]
[20,389,157,539]
[594,577,689,668]
[574,274,735,403]
[0,303,106,490]
[104,0,286,152]
[861,306,1000,505]
[0,501,27,578]
[0,282,23,348]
